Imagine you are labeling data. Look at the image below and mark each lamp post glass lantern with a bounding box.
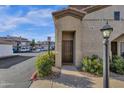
[100,22,113,39]
[100,22,113,88]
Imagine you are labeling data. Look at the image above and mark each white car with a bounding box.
[41,47,48,51]
[40,48,46,51]
[20,47,30,52]
[35,48,41,52]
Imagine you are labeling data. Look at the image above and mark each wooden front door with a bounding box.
[62,40,73,64]
[111,42,117,56]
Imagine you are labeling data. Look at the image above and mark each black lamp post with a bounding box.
[100,21,113,88]
[47,36,51,56]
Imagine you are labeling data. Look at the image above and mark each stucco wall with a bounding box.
[84,6,124,40]
[55,15,83,67]
[82,5,124,58]
[54,5,124,67]
[0,44,13,57]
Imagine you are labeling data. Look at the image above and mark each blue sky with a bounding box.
[0,5,68,41]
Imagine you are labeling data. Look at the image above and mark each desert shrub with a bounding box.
[35,52,55,77]
[110,55,124,75]
[81,55,103,76]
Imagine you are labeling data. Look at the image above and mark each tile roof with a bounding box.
[52,7,86,19]
[52,5,110,17]
[69,5,91,10]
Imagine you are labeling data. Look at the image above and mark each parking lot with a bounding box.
[0,52,43,88]
[0,56,33,69]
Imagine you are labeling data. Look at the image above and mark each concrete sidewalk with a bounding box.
[30,66,124,88]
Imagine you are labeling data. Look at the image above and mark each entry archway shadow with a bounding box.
[52,73,95,88]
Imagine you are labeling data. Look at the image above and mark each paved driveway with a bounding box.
[0,56,33,69]
[0,52,43,88]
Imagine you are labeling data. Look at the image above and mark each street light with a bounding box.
[47,36,51,56]
[101,22,113,39]
[100,21,113,88]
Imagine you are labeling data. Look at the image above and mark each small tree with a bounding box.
[30,39,36,50]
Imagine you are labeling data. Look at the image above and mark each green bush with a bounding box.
[110,55,124,75]
[81,55,103,76]
[35,52,55,77]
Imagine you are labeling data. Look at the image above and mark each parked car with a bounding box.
[20,47,30,52]
[41,47,48,51]
[13,48,18,53]
[35,48,41,52]
[40,48,46,51]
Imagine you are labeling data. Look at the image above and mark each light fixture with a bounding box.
[100,22,113,39]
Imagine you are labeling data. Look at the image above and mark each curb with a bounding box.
[30,71,37,81]
[28,71,37,88]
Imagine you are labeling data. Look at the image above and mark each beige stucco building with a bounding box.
[52,5,124,68]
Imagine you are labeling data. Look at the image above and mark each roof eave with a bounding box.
[52,7,86,19]
[83,5,111,13]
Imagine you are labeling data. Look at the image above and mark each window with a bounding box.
[114,11,120,21]
[120,42,124,57]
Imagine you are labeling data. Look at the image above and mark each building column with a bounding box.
[55,31,62,68]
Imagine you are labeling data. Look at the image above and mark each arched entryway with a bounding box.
[111,34,124,57]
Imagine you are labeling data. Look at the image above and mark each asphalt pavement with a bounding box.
[0,52,42,88]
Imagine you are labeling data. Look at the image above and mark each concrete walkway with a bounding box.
[30,66,124,88]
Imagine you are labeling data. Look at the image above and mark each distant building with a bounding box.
[0,39,13,57]
[36,41,55,50]
[0,36,30,52]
